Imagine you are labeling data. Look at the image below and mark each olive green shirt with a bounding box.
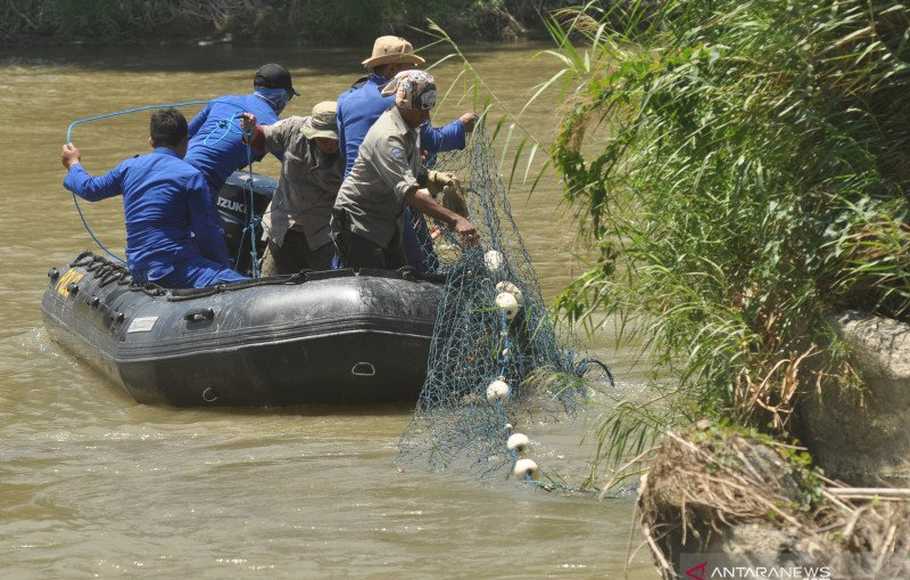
[261,116,343,249]
[332,107,423,248]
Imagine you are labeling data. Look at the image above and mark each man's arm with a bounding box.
[239,113,274,159]
[419,113,477,155]
[61,144,124,201]
[406,188,477,245]
[371,135,477,245]
[186,173,231,266]
[336,100,348,170]
[187,103,211,139]
[261,117,300,158]
[372,134,421,202]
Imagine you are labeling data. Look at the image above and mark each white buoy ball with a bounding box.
[495,281,523,305]
[507,433,530,454]
[484,249,504,272]
[495,292,520,321]
[513,458,540,480]
[486,378,510,402]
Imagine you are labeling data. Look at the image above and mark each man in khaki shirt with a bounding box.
[242,101,343,273]
[332,70,477,269]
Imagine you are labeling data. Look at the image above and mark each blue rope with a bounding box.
[64,100,210,264]
[200,111,264,277]
[203,111,244,147]
[245,141,260,278]
[230,144,261,278]
[240,118,261,279]
[64,99,255,265]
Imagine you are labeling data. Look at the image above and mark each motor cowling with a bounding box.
[216,171,276,275]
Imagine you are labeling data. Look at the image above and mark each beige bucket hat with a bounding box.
[301,101,338,140]
[362,36,426,70]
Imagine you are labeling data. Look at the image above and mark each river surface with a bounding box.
[0,43,653,578]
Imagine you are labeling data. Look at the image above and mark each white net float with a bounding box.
[495,292,520,320]
[507,433,530,453]
[485,378,510,402]
[484,249,504,272]
[513,458,540,480]
[495,281,523,305]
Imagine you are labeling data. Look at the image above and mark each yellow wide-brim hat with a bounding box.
[362,35,426,70]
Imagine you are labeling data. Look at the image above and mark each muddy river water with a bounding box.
[0,43,654,578]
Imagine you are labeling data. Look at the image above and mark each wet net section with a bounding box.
[398,127,611,483]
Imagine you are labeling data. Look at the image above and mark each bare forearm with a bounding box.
[406,187,478,245]
[248,125,266,156]
[406,188,459,227]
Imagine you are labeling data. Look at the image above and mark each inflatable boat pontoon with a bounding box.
[41,251,443,406]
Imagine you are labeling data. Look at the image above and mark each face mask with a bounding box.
[416,87,437,111]
[255,87,291,114]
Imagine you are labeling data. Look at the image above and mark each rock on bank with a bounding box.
[798,311,910,485]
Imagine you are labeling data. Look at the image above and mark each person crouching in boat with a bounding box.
[60,109,248,289]
[239,101,343,274]
[330,70,478,269]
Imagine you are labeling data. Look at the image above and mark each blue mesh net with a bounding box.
[398,127,610,483]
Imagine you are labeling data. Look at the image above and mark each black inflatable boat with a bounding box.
[41,252,443,406]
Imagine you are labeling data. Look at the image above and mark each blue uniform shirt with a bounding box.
[63,148,231,284]
[337,74,466,177]
[185,94,280,196]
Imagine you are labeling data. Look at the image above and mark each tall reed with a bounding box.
[543,1,910,463]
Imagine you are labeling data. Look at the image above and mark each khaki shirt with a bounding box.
[261,116,343,249]
[333,107,423,249]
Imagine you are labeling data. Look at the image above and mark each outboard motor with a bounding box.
[216,171,276,275]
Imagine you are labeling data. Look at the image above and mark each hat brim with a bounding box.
[361,53,426,70]
[301,124,337,141]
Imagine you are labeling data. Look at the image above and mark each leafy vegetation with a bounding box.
[544,0,910,462]
[0,0,575,46]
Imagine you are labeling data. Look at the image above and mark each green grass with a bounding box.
[540,1,910,466]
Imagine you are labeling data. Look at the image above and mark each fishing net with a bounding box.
[398,126,613,483]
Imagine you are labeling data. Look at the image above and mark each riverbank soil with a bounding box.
[638,427,910,579]
[797,311,910,486]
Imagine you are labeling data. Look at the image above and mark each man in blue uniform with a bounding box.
[61,109,247,289]
[336,37,477,271]
[185,63,299,199]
